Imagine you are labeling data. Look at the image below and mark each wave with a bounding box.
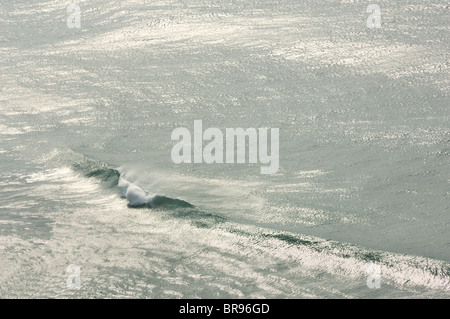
[225,225,450,293]
[72,158,193,209]
[72,157,225,228]
[118,176,193,209]
[71,156,450,294]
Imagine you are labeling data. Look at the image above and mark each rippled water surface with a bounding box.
[0,0,449,298]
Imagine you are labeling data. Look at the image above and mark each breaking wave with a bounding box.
[72,158,193,209]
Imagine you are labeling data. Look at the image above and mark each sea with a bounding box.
[0,0,449,298]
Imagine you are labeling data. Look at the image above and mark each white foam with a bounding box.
[118,176,154,207]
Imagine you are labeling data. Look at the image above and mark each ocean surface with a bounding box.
[0,0,449,298]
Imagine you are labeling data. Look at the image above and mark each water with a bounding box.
[0,0,449,298]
